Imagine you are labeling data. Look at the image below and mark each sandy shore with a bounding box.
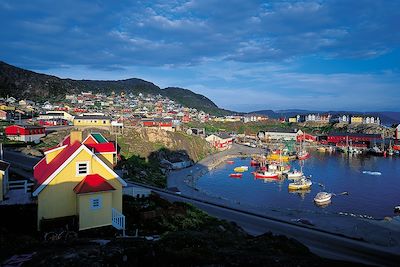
[168,144,400,250]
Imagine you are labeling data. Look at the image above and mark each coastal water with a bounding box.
[196,151,400,219]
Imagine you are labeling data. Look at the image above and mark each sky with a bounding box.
[1,0,400,112]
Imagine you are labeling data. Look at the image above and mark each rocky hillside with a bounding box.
[0,61,229,115]
[118,127,213,163]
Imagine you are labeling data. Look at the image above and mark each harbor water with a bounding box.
[195,151,400,219]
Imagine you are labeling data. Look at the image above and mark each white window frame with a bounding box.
[76,161,89,176]
[90,196,102,210]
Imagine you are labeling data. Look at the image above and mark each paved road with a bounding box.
[131,182,400,266]
[3,149,40,170]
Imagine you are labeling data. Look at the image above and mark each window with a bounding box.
[90,197,102,210]
[76,162,89,176]
[103,120,106,124]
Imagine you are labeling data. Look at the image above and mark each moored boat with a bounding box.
[287,169,303,179]
[288,178,312,190]
[250,160,260,166]
[234,166,248,172]
[253,171,279,179]
[229,173,243,178]
[297,150,310,160]
[267,153,291,162]
[226,160,234,164]
[314,192,332,204]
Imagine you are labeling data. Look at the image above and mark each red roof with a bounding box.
[85,142,116,153]
[34,142,81,187]
[83,135,98,145]
[73,174,115,194]
[61,135,71,146]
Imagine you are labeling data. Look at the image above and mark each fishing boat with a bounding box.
[267,153,291,162]
[253,171,279,179]
[288,178,312,190]
[314,192,332,204]
[287,169,303,179]
[297,150,310,160]
[229,173,243,178]
[226,160,234,164]
[250,160,260,166]
[368,146,384,156]
[297,133,311,160]
[268,163,290,174]
[234,166,247,172]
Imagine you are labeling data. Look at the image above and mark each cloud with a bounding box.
[0,0,399,111]
[2,0,400,68]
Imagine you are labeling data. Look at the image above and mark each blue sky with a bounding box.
[1,0,399,112]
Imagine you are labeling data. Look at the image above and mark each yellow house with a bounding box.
[73,115,111,127]
[288,117,297,123]
[0,105,15,111]
[350,116,363,124]
[32,130,126,232]
[0,160,10,202]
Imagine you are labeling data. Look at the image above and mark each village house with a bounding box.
[205,133,234,150]
[0,110,12,121]
[305,114,331,123]
[32,130,126,232]
[73,114,111,127]
[350,115,380,125]
[141,118,173,131]
[258,129,303,142]
[38,110,74,122]
[0,160,10,202]
[5,125,46,143]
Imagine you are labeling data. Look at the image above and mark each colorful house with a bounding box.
[205,133,234,150]
[32,130,126,232]
[0,110,12,121]
[0,160,10,202]
[5,125,46,143]
[73,115,111,127]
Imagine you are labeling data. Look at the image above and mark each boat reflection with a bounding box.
[314,200,332,208]
[288,188,311,199]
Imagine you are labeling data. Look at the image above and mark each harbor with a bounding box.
[168,143,400,249]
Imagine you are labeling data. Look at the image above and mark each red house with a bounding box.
[205,133,234,150]
[296,132,317,142]
[327,133,381,147]
[141,118,173,131]
[5,125,46,143]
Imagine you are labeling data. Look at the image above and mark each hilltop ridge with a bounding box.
[0,61,230,115]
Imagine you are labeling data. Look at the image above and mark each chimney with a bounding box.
[70,130,83,144]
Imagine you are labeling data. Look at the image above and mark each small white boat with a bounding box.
[288,178,312,190]
[287,170,303,179]
[314,192,332,204]
[240,166,249,171]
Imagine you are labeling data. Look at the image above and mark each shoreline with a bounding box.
[167,144,400,249]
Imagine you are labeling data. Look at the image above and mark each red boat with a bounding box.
[297,150,310,160]
[250,160,260,166]
[227,160,235,164]
[394,145,400,151]
[253,171,279,179]
[229,173,243,178]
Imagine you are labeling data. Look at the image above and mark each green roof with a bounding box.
[92,133,108,143]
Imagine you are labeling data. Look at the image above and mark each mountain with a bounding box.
[163,87,230,115]
[0,61,229,115]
